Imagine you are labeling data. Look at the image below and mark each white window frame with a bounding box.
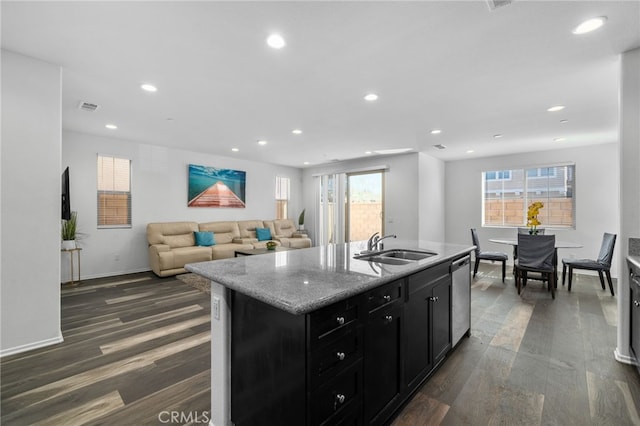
[97,154,132,229]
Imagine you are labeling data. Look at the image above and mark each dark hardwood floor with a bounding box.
[1,264,639,425]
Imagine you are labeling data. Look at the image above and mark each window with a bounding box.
[97,155,131,228]
[482,164,574,228]
[275,176,290,219]
[485,170,512,181]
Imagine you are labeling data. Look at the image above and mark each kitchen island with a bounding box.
[186,239,475,426]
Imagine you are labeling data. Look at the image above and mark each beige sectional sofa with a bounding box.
[146,219,312,277]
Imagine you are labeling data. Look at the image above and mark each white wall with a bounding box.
[301,153,420,242]
[445,143,620,277]
[616,47,640,362]
[418,152,446,242]
[62,131,303,279]
[1,50,63,356]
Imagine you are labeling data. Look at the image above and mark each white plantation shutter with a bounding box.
[97,155,131,227]
[275,176,290,219]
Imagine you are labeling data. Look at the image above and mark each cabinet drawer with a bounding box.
[366,280,403,312]
[309,298,361,345]
[310,328,363,389]
[407,261,450,294]
[309,361,363,426]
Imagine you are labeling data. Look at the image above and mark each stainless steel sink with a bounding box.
[358,256,413,265]
[354,249,437,264]
[378,249,437,261]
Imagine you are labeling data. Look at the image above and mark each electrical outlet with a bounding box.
[213,296,220,320]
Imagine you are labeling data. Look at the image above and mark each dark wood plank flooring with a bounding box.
[1,265,639,425]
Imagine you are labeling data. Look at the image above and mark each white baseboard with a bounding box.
[76,267,152,281]
[0,333,64,358]
[614,348,637,365]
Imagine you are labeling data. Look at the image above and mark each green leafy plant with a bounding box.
[61,211,78,240]
[298,209,305,227]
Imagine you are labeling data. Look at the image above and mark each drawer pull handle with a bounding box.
[428,296,439,302]
[336,351,346,361]
[385,315,393,323]
[383,295,391,302]
[336,316,345,325]
[335,393,346,405]
[635,301,640,308]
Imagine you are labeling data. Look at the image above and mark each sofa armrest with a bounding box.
[233,237,258,244]
[292,232,308,238]
[149,244,170,254]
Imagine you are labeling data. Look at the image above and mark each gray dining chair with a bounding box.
[514,234,557,299]
[514,228,545,260]
[470,228,508,282]
[561,233,616,296]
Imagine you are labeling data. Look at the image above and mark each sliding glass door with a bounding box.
[346,171,384,242]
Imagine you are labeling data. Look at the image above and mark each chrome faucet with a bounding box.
[366,232,397,252]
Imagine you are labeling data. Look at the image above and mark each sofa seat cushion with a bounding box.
[277,237,311,249]
[158,246,212,270]
[211,243,254,260]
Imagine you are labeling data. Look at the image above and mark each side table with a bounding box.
[61,247,82,285]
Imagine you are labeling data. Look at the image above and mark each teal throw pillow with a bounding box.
[256,227,272,241]
[194,231,216,246]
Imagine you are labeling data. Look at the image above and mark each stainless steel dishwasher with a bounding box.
[451,255,471,347]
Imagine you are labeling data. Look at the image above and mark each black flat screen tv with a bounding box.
[61,167,71,220]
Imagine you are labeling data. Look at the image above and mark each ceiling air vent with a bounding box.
[486,0,512,11]
[433,144,447,150]
[78,101,99,112]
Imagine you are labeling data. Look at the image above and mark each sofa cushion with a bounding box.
[237,220,265,239]
[273,219,298,238]
[147,222,199,246]
[158,246,212,270]
[199,221,241,245]
[256,227,272,241]
[194,231,216,246]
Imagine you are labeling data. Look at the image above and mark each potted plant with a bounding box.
[61,211,78,250]
[298,209,306,231]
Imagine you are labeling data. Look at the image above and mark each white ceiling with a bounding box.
[2,1,639,168]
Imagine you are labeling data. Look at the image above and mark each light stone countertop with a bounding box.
[628,256,640,271]
[185,239,475,315]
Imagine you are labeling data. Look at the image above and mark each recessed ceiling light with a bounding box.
[105,124,117,130]
[554,137,566,142]
[547,105,565,112]
[365,151,373,155]
[303,161,310,165]
[430,129,442,135]
[267,34,285,49]
[493,134,503,139]
[560,119,568,124]
[257,140,268,145]
[573,17,607,35]
[466,149,475,154]
[231,148,239,152]
[373,148,412,155]
[433,144,447,150]
[364,93,378,102]
[292,129,302,135]
[141,84,157,92]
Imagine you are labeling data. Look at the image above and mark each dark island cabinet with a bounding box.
[404,262,451,391]
[230,260,457,426]
[364,281,404,425]
[630,260,640,376]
